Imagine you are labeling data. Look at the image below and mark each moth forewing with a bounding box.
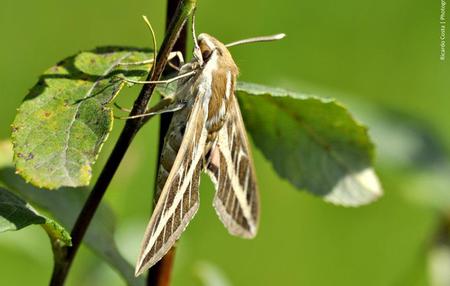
[207,96,259,238]
[135,67,209,276]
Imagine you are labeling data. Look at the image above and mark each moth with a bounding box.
[134,27,285,276]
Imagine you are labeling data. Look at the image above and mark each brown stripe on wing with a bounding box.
[137,161,202,273]
[206,96,259,238]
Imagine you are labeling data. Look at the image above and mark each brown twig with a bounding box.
[49,1,197,285]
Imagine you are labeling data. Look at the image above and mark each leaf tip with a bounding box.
[324,168,383,207]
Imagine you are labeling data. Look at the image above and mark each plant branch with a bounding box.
[146,0,189,285]
[49,1,197,285]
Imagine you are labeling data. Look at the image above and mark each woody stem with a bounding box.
[48,0,197,285]
[146,0,189,285]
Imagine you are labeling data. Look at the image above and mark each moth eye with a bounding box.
[202,50,212,61]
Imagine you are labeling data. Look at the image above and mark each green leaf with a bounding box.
[12,47,153,189]
[0,168,143,285]
[0,186,45,231]
[0,140,13,169]
[347,102,450,211]
[236,82,382,206]
[0,167,144,285]
[0,140,143,285]
[0,186,71,246]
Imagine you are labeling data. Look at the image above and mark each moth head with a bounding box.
[196,33,238,73]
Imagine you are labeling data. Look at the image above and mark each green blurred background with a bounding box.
[0,0,449,285]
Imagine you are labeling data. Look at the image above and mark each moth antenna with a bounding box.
[225,33,286,48]
[191,9,203,65]
[142,15,157,77]
[191,9,199,49]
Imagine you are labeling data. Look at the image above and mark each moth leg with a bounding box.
[167,51,185,71]
[112,89,177,112]
[114,96,185,120]
[156,87,175,99]
[143,15,157,79]
[113,102,132,112]
[118,59,155,66]
[202,139,218,169]
[116,70,195,85]
[114,103,184,120]
[118,51,184,67]
[139,16,182,75]
[167,61,180,71]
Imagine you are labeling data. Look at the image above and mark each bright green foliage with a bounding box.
[0,186,71,246]
[0,141,13,169]
[236,82,382,206]
[12,47,153,189]
[0,141,143,285]
[0,166,143,286]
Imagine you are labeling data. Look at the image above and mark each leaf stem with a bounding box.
[49,1,197,285]
[146,1,189,285]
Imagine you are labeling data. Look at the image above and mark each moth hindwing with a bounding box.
[135,33,259,276]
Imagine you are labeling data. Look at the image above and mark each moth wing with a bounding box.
[135,89,208,276]
[206,96,259,238]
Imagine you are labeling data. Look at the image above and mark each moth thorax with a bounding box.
[196,34,238,133]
